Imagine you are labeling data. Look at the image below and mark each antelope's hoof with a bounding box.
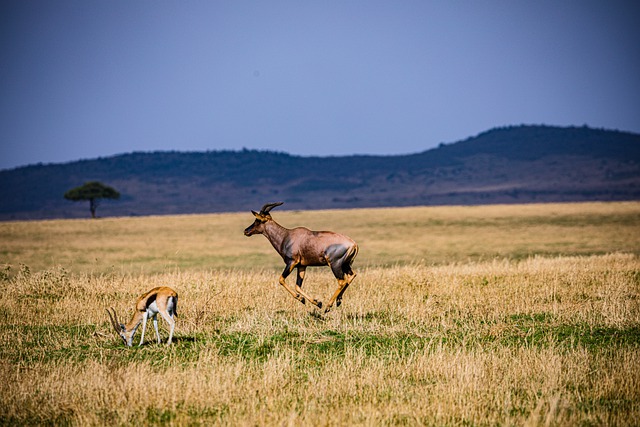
[300,297,306,305]
[316,301,323,309]
[336,299,342,307]
[324,306,332,314]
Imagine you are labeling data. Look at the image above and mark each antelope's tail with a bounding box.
[341,243,359,275]
[348,243,359,264]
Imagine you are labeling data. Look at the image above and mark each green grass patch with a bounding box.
[4,317,639,369]
[502,314,640,350]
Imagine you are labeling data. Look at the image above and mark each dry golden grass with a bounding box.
[1,202,639,425]
[1,201,639,274]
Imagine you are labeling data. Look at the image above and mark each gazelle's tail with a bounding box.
[172,295,178,318]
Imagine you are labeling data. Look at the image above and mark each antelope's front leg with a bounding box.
[278,263,321,308]
[295,266,322,309]
[278,263,306,304]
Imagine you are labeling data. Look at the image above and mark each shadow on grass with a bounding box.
[169,335,198,344]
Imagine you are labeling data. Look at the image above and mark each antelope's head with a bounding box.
[106,308,134,347]
[244,202,283,236]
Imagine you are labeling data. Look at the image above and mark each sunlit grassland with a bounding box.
[1,201,639,274]
[0,202,639,425]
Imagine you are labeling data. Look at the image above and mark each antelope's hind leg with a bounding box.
[336,271,356,307]
[324,279,349,314]
[324,264,357,313]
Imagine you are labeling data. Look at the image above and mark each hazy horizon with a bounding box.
[2,123,639,171]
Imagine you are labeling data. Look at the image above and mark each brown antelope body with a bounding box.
[244,202,358,313]
[107,286,178,346]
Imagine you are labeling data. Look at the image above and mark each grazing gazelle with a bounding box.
[106,286,178,346]
[244,202,358,313]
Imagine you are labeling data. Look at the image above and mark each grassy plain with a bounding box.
[0,202,639,425]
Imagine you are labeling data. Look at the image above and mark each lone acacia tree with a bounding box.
[64,181,120,218]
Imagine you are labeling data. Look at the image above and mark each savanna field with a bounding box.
[1,202,639,426]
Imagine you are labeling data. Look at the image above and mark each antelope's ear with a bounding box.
[252,210,270,220]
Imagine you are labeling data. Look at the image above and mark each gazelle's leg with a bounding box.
[153,314,161,344]
[139,312,148,346]
[159,310,175,345]
[294,266,322,308]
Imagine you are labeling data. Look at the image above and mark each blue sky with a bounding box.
[1,0,638,170]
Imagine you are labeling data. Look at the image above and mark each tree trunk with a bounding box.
[90,198,96,218]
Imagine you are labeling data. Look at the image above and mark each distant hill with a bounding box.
[1,125,639,220]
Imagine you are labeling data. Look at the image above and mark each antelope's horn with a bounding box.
[106,308,120,333]
[260,202,283,214]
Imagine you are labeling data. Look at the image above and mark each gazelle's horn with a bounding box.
[106,308,120,333]
[260,202,283,214]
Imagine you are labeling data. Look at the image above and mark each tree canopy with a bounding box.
[64,181,120,218]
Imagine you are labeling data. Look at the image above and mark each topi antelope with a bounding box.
[244,202,358,313]
[106,286,178,346]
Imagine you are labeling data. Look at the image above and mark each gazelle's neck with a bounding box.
[125,311,145,334]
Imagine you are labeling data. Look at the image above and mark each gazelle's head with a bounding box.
[106,308,134,347]
[244,202,283,236]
